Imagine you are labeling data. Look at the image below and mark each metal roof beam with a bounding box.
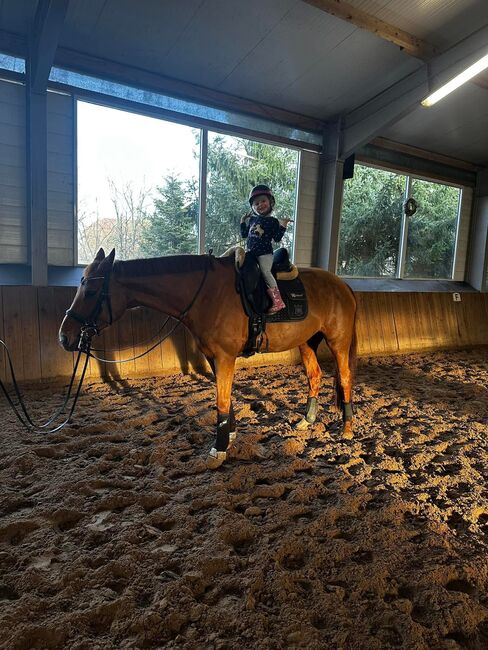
[29,0,69,93]
[0,27,325,135]
[341,24,488,160]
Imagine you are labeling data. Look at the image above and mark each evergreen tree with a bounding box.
[140,174,197,257]
[205,134,298,255]
[405,179,460,278]
[338,165,461,278]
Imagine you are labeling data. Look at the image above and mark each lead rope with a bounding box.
[0,335,91,434]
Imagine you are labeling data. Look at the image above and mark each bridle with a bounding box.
[65,265,113,350]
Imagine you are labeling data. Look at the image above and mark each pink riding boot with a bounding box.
[266,287,286,314]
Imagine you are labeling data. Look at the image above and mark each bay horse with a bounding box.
[59,248,357,468]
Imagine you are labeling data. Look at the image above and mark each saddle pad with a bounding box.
[266,276,308,323]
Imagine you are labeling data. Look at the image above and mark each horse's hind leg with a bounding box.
[326,337,354,440]
[207,353,236,469]
[295,335,323,430]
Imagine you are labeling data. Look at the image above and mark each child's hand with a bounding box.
[240,212,251,223]
[279,217,293,228]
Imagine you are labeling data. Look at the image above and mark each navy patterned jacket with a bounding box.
[240,214,286,256]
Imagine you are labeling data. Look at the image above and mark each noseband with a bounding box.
[65,267,113,349]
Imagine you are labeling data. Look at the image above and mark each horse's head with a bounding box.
[59,247,119,351]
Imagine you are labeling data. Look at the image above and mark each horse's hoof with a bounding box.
[295,418,311,431]
[342,423,353,440]
[207,448,227,469]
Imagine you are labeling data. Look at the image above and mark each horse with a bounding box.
[59,248,357,468]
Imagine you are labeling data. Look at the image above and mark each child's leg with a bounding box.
[258,254,285,313]
[257,254,276,288]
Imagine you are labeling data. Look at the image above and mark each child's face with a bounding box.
[252,195,271,215]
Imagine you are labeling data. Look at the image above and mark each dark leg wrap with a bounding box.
[229,403,236,436]
[342,401,353,422]
[305,397,319,424]
[215,412,230,451]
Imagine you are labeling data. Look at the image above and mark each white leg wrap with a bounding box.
[207,447,227,469]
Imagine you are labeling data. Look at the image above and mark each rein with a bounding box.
[87,253,210,364]
[0,338,91,434]
[0,256,210,432]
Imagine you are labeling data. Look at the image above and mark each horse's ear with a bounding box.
[99,248,115,272]
[94,248,105,262]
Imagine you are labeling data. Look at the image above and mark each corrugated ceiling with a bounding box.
[0,0,487,164]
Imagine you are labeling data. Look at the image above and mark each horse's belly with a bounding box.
[265,320,321,352]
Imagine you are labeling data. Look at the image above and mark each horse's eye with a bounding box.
[84,289,97,298]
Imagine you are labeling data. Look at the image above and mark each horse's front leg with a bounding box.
[295,342,322,430]
[207,353,236,469]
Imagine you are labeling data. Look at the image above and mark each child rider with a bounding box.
[240,184,291,314]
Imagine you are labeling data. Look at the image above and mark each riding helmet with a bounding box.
[248,184,275,209]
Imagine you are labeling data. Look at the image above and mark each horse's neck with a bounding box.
[116,260,227,318]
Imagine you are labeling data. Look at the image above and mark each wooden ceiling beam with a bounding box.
[302,0,437,61]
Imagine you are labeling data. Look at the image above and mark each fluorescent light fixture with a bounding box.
[421,51,488,107]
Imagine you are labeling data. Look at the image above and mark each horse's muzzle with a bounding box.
[59,333,78,352]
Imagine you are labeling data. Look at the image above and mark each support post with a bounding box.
[26,0,69,286]
[315,119,344,272]
[467,170,488,292]
[198,129,208,254]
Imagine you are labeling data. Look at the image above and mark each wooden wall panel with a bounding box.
[20,287,42,380]
[38,287,75,380]
[0,288,487,384]
[2,287,26,381]
[131,307,161,377]
[456,293,488,347]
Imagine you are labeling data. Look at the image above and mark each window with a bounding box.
[77,101,300,264]
[403,178,461,279]
[205,132,299,256]
[337,164,462,279]
[77,101,199,264]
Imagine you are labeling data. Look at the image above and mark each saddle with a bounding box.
[229,247,308,357]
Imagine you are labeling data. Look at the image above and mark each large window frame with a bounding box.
[74,98,301,266]
[337,161,464,281]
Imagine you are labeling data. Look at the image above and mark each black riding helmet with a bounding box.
[248,184,275,211]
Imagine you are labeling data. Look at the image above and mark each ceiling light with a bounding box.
[421,51,488,107]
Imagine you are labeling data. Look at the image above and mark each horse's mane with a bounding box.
[113,254,230,278]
